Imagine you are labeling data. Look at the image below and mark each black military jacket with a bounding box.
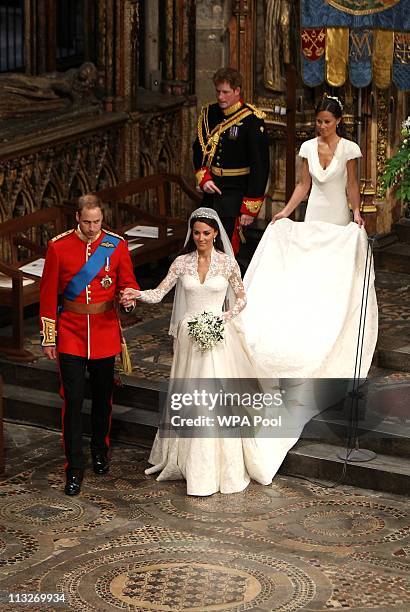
[193,100,270,217]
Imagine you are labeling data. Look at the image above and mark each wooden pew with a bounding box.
[0,206,67,361]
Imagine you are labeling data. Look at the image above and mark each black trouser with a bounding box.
[59,353,115,472]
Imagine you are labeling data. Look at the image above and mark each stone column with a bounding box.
[195,0,230,107]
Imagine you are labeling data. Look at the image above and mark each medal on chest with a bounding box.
[101,257,113,289]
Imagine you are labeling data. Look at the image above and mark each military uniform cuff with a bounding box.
[41,317,57,346]
[241,197,264,217]
[195,167,212,189]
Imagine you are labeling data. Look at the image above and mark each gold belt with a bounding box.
[63,299,114,315]
[211,166,250,177]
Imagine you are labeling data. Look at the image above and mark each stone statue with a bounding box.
[264,0,291,92]
[0,62,99,119]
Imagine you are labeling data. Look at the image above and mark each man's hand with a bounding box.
[43,346,57,360]
[240,214,254,226]
[202,180,222,195]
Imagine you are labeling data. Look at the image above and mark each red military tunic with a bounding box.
[40,228,139,359]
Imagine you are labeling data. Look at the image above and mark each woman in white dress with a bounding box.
[121,208,282,495]
[273,96,365,227]
[242,96,378,380]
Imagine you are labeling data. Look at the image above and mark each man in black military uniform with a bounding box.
[193,67,270,252]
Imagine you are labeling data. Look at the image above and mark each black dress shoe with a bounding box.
[92,453,109,475]
[64,473,83,496]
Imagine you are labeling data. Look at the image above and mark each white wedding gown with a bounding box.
[243,136,378,379]
[239,137,379,471]
[139,249,286,496]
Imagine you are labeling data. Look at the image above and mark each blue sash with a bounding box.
[64,235,121,301]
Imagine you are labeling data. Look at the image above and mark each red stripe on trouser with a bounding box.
[104,391,113,450]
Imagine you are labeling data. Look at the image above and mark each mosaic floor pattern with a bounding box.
[0,423,409,611]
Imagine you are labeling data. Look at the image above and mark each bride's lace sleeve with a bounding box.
[225,258,247,320]
[138,258,181,303]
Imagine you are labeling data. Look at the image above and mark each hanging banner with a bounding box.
[302,0,410,29]
[373,30,394,89]
[326,28,349,86]
[349,29,372,88]
[301,0,410,90]
[301,28,326,87]
[393,32,410,90]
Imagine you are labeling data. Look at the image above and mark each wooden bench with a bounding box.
[95,173,202,266]
[0,206,67,361]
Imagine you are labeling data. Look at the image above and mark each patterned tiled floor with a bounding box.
[0,422,409,611]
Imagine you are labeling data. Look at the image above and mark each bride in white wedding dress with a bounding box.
[243,96,378,380]
[121,208,287,496]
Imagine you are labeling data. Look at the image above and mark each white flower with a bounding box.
[187,311,225,351]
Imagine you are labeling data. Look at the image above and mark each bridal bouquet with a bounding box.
[187,311,225,351]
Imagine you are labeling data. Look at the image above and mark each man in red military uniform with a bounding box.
[40,194,139,495]
[193,67,270,253]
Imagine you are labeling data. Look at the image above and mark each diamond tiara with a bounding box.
[191,207,219,220]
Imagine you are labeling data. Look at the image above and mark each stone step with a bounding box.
[303,413,410,459]
[281,441,410,496]
[378,345,410,373]
[0,358,163,412]
[2,384,157,446]
[374,242,410,275]
[393,219,410,244]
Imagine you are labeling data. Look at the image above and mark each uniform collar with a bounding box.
[222,99,244,116]
[75,226,102,244]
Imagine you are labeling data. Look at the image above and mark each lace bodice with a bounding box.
[138,249,246,319]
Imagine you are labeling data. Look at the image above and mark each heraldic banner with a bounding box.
[301,0,410,90]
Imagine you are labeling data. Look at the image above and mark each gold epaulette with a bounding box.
[51,229,75,242]
[246,103,266,120]
[104,229,125,241]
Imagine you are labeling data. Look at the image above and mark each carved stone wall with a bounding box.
[195,0,231,107]
[0,114,127,228]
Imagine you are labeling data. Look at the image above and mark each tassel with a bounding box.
[121,337,133,374]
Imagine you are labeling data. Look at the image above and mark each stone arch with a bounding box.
[41,181,62,208]
[158,144,172,174]
[96,164,116,192]
[139,152,152,178]
[68,173,88,201]
[12,190,34,218]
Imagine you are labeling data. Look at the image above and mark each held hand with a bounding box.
[43,346,57,360]
[120,288,140,309]
[202,180,222,195]
[271,211,288,224]
[240,214,254,226]
[353,210,365,228]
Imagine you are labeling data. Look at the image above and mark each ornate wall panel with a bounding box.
[0,115,127,229]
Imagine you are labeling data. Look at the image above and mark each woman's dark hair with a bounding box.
[180,216,225,254]
[315,96,346,137]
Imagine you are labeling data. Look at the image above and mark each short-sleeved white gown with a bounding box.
[239,137,379,475]
[139,249,288,496]
[242,137,378,379]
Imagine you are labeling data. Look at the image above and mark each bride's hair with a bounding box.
[315,96,346,137]
[180,216,225,254]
